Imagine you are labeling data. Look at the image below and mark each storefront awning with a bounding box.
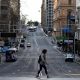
[62,27,72,33]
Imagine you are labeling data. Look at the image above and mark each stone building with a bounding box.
[53,0,76,38]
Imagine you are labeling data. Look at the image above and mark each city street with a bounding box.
[0,26,80,78]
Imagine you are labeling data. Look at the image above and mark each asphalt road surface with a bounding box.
[0,26,80,78]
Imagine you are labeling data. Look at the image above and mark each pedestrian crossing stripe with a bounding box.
[65,74,80,76]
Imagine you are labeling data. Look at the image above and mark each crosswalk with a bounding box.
[0,77,79,80]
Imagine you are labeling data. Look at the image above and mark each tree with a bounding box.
[27,20,33,26]
[34,21,39,26]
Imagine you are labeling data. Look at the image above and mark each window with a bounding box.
[68,0,72,5]
[1,6,8,10]
[1,14,7,20]
[67,9,72,15]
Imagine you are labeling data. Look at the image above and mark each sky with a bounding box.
[20,0,80,23]
[76,0,80,7]
[20,0,42,22]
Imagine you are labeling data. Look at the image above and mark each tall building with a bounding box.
[53,0,76,38]
[10,0,20,32]
[0,0,10,32]
[41,0,46,32]
[0,0,20,33]
[41,0,53,34]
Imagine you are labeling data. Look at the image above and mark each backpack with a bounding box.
[38,55,42,64]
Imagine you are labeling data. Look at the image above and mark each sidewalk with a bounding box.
[75,54,80,64]
[57,46,80,64]
[0,77,80,80]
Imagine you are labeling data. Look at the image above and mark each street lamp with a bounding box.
[67,9,76,60]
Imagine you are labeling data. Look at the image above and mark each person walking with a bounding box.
[36,49,49,78]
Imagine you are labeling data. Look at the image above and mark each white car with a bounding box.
[8,47,17,52]
[27,43,31,47]
[65,53,74,62]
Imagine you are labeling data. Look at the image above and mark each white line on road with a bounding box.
[33,37,40,53]
[65,74,80,76]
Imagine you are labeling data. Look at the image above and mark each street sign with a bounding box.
[64,40,73,43]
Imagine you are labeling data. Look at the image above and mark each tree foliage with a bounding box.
[27,21,39,26]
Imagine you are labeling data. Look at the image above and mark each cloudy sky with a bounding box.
[20,0,80,22]
[76,0,80,6]
[20,0,42,22]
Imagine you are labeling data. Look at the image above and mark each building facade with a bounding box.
[53,0,76,38]
[41,0,46,32]
[0,0,20,33]
[0,0,10,32]
[41,0,53,34]
[10,0,20,32]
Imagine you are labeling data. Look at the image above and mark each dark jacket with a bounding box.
[38,53,46,65]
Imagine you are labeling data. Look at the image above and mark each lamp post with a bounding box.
[67,10,71,52]
[67,9,76,60]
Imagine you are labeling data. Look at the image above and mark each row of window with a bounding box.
[0,14,8,20]
[0,5,9,19]
[68,0,72,5]
[47,19,53,22]
[47,12,53,15]
[54,0,72,9]
[1,6,8,10]
[47,15,53,17]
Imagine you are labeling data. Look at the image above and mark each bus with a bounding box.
[28,26,37,32]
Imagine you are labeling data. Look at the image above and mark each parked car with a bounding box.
[21,39,25,43]
[27,43,31,47]
[20,43,25,48]
[1,46,10,53]
[65,53,74,62]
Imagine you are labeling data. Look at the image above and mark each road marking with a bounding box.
[65,74,80,76]
[53,45,57,49]
[17,69,20,71]
[12,72,16,74]
[68,70,71,72]
[33,37,40,53]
